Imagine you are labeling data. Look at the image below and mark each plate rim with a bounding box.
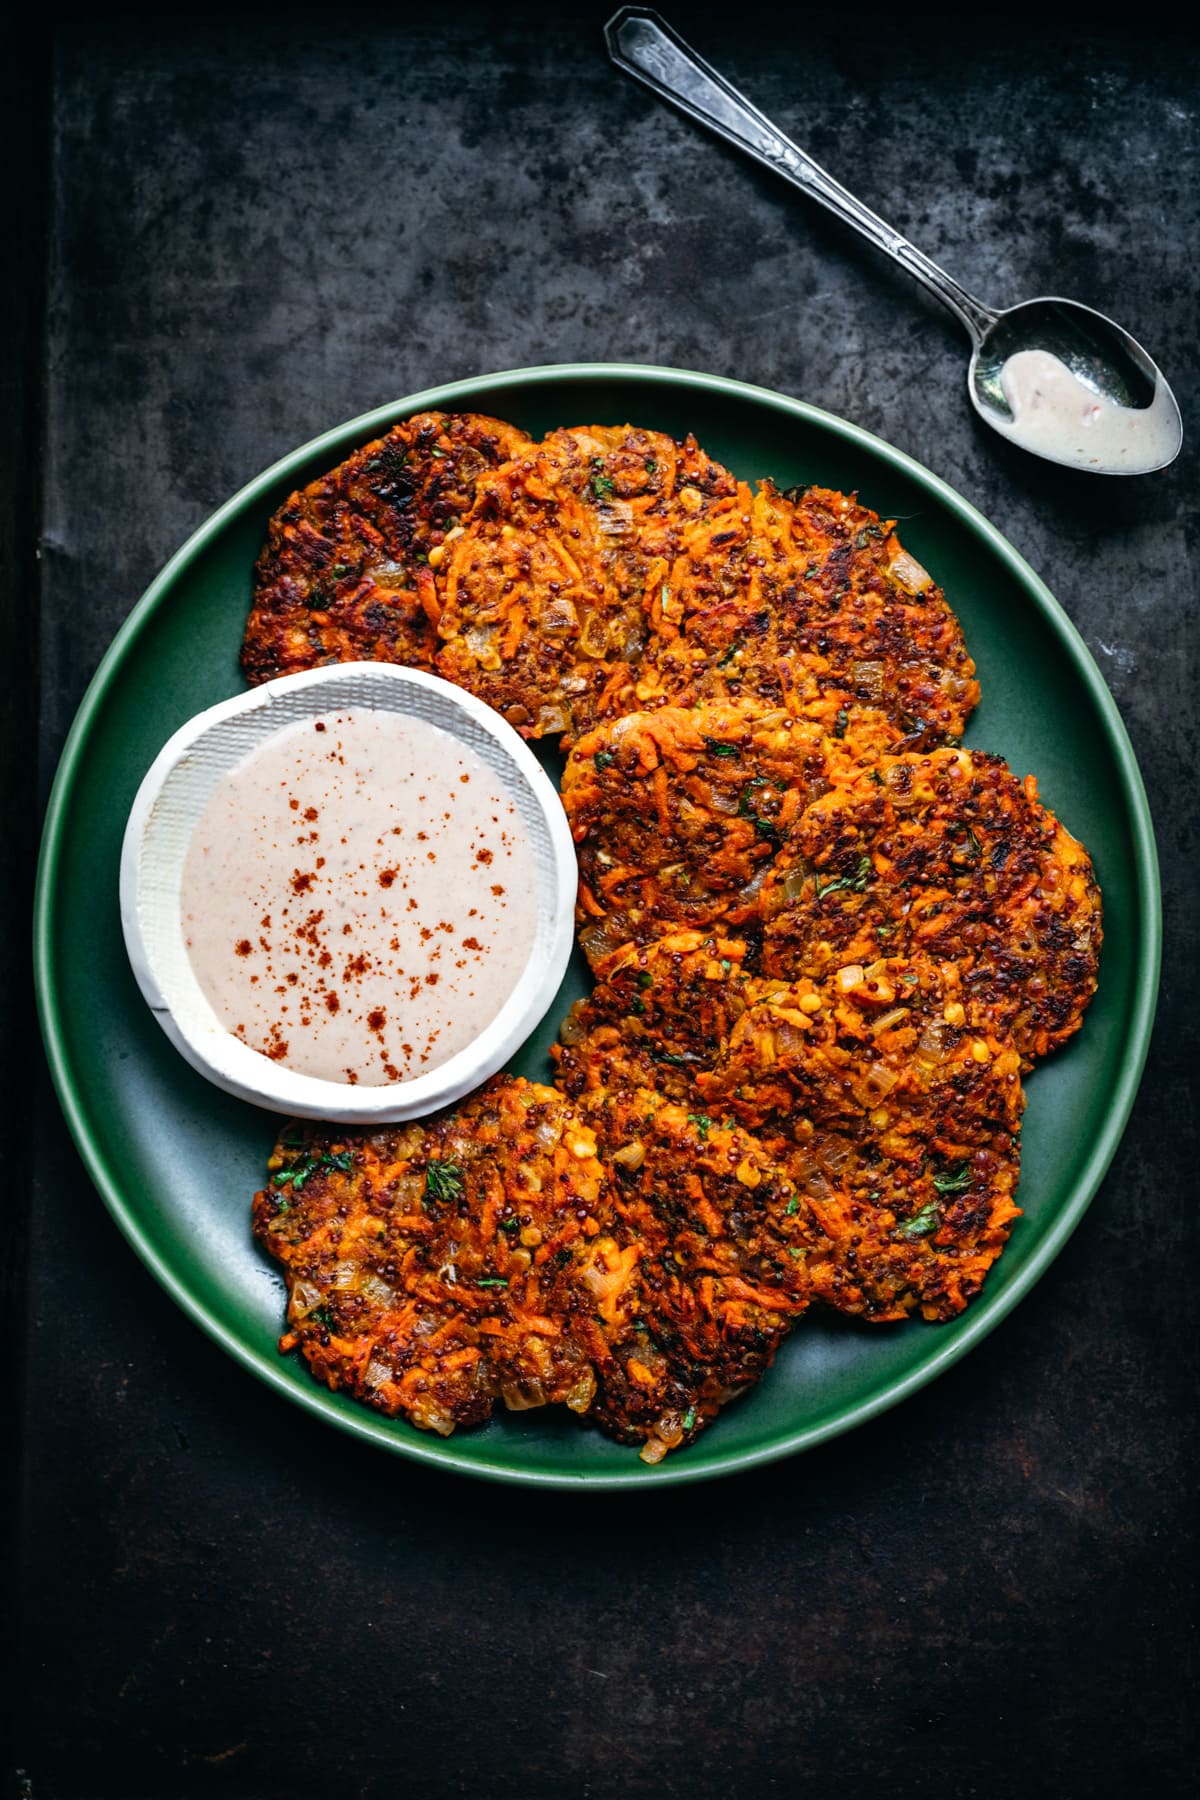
[33,360,1163,1489]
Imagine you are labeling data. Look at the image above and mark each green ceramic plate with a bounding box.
[34,364,1160,1488]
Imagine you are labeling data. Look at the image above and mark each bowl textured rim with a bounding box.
[34,361,1162,1489]
[118,662,578,1123]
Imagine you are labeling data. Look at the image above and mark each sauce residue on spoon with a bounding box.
[180,709,538,1085]
[992,348,1179,473]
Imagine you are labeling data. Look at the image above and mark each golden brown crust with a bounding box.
[563,698,903,964]
[252,1078,611,1433]
[553,929,756,1104]
[240,411,530,686]
[698,955,1025,1321]
[634,482,980,745]
[759,748,1102,1063]
[569,1089,819,1458]
[434,424,740,741]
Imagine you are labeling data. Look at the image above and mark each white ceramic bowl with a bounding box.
[119,663,577,1122]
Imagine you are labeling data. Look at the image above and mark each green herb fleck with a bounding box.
[900,1201,940,1239]
[682,1407,697,1432]
[869,769,884,786]
[931,1164,972,1195]
[834,708,849,739]
[855,524,884,548]
[594,748,616,771]
[737,777,782,847]
[272,1148,352,1192]
[703,737,741,757]
[644,457,657,473]
[687,1113,713,1139]
[476,1277,509,1290]
[785,1196,800,1216]
[500,1217,520,1233]
[589,460,616,500]
[716,642,740,668]
[424,1159,466,1204]
[637,971,653,989]
[814,854,872,900]
[804,563,822,581]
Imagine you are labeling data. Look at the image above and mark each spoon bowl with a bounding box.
[607,8,1182,477]
[969,298,1182,475]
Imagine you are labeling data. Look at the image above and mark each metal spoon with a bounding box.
[605,8,1182,475]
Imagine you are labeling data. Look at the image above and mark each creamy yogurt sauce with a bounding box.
[993,349,1179,473]
[181,709,537,1085]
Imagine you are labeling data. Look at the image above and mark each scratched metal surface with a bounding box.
[11,5,1197,1795]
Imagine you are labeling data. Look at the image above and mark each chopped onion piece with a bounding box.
[853,1065,898,1106]
[578,916,632,963]
[564,1368,597,1414]
[917,1021,955,1061]
[558,1003,589,1047]
[535,703,568,735]
[357,1273,398,1308]
[595,500,634,539]
[465,622,501,667]
[290,1279,322,1317]
[501,1379,548,1412]
[890,549,932,592]
[578,611,610,658]
[539,597,579,636]
[852,659,886,701]
[783,865,811,904]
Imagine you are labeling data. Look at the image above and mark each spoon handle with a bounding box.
[605,8,997,346]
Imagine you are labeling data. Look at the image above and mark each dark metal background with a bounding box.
[8,6,1197,1795]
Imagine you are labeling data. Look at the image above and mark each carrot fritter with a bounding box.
[636,482,979,746]
[540,423,741,609]
[553,929,756,1104]
[434,424,741,741]
[240,410,530,686]
[252,1077,612,1433]
[251,1071,823,1461]
[698,955,1025,1321]
[570,1088,821,1460]
[563,698,903,964]
[759,748,1102,1063]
